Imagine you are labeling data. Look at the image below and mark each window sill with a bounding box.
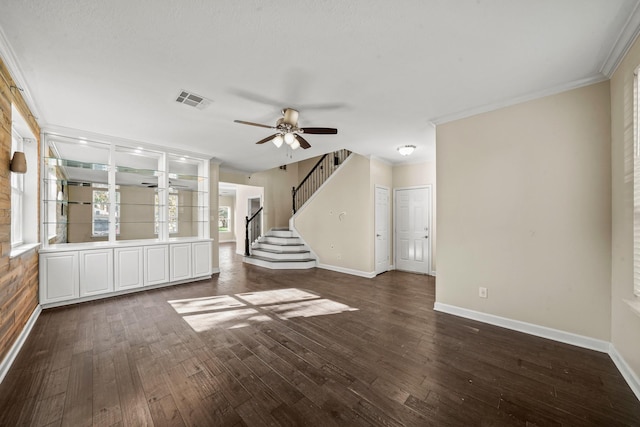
[10,243,41,259]
[625,298,640,319]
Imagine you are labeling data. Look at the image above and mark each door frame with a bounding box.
[393,185,433,275]
[374,185,391,275]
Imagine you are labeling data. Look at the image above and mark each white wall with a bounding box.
[436,81,612,340]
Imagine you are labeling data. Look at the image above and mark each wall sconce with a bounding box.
[10,151,27,173]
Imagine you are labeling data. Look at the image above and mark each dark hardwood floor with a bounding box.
[1,243,639,426]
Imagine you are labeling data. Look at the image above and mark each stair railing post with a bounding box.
[292,186,297,214]
[244,215,250,256]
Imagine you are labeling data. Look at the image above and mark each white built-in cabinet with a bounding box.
[170,243,192,282]
[144,245,169,286]
[115,247,144,291]
[79,249,114,297]
[39,251,79,303]
[39,240,211,307]
[39,133,212,308]
[193,240,212,277]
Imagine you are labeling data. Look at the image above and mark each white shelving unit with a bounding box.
[39,133,213,308]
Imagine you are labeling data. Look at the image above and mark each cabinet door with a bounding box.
[79,249,114,297]
[114,247,143,291]
[144,245,169,286]
[40,252,79,304]
[170,243,192,282]
[192,241,211,277]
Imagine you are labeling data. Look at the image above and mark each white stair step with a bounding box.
[268,228,294,238]
[255,242,306,251]
[243,255,316,270]
[251,248,311,260]
[260,236,302,245]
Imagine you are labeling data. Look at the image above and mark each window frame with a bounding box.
[10,130,24,247]
[155,192,179,235]
[92,188,120,237]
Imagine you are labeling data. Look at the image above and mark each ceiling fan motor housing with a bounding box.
[282,108,299,126]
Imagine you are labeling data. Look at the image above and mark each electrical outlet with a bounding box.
[479,287,488,298]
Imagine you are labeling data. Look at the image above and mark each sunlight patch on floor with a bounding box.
[235,288,319,305]
[262,299,358,319]
[168,295,245,314]
[169,288,359,333]
[183,309,271,331]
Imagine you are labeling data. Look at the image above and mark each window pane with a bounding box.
[219,206,230,231]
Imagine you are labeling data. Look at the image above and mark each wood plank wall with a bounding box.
[0,57,41,364]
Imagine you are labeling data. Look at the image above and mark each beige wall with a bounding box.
[218,195,236,242]
[436,81,612,340]
[611,35,640,379]
[295,154,374,274]
[393,161,437,271]
[220,163,300,232]
[249,163,299,230]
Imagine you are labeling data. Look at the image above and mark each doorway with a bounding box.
[394,186,431,274]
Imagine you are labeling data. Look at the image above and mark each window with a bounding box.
[155,193,179,234]
[10,130,24,247]
[219,206,231,232]
[92,189,120,236]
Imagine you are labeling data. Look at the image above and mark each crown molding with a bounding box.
[430,74,608,125]
[0,25,42,122]
[600,1,640,77]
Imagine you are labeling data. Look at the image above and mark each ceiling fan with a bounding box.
[234,108,338,150]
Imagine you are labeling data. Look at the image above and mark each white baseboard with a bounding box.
[433,302,610,353]
[0,305,41,384]
[317,263,376,279]
[609,344,640,401]
[210,267,221,274]
[431,270,436,276]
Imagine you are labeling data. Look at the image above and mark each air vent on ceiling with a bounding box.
[175,90,211,110]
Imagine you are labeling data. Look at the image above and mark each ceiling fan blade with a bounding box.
[296,135,311,149]
[234,120,276,129]
[300,127,338,135]
[256,134,279,145]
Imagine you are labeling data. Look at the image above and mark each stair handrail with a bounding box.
[292,153,329,213]
[245,206,263,256]
[292,149,351,213]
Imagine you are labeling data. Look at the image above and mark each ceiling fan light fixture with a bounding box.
[272,134,284,148]
[290,138,301,150]
[397,145,416,156]
[284,132,295,145]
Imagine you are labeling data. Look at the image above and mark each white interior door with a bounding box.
[375,186,390,274]
[395,187,431,274]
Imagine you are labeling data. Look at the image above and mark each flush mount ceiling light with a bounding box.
[397,145,416,156]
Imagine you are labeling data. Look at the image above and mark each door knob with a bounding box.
[376,234,381,237]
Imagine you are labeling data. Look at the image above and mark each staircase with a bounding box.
[243,228,316,269]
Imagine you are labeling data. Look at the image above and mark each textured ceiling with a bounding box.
[1,0,639,172]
